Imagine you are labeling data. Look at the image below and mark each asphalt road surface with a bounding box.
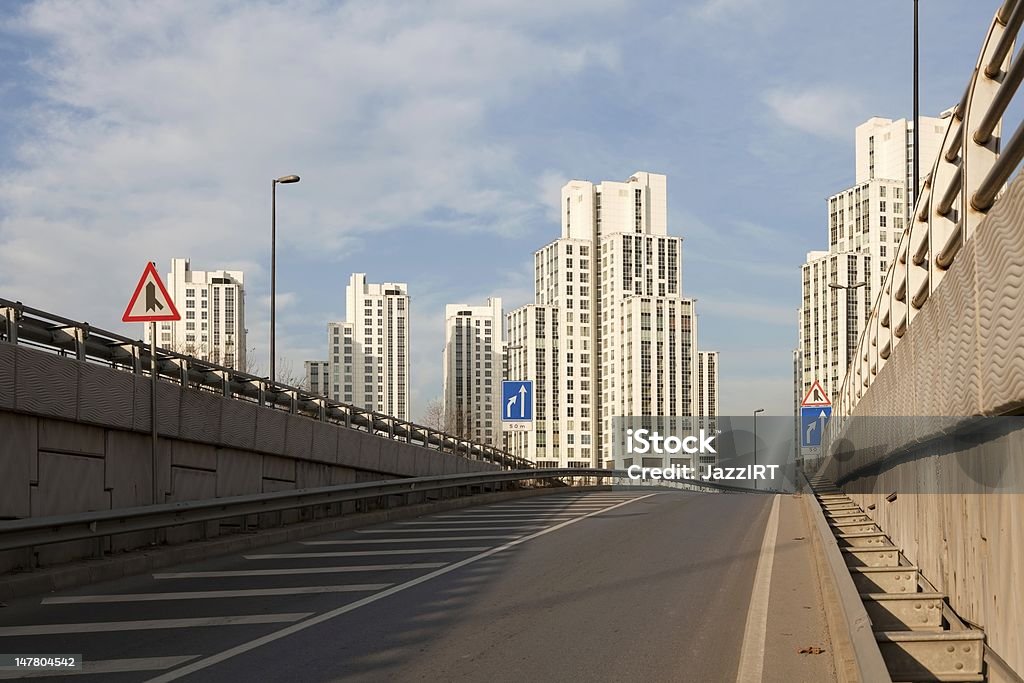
[0,490,786,682]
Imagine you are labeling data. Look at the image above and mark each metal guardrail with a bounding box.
[0,469,755,552]
[832,0,1024,426]
[0,297,532,470]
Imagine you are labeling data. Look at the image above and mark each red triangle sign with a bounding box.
[123,262,181,322]
[801,379,831,407]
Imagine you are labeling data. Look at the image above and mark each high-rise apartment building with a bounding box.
[145,258,246,370]
[697,350,719,427]
[441,298,503,446]
[305,274,410,419]
[506,172,702,468]
[304,360,329,396]
[798,115,947,402]
[855,114,950,211]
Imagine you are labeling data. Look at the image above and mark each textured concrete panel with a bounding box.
[426,451,445,476]
[284,414,314,460]
[154,382,181,440]
[104,431,153,507]
[31,452,109,517]
[215,449,262,497]
[254,409,288,456]
[0,344,15,410]
[78,362,134,431]
[355,432,382,472]
[0,412,35,518]
[171,442,217,471]
[179,390,222,443]
[219,400,257,451]
[37,418,105,456]
[15,348,77,420]
[262,455,296,482]
[377,442,400,475]
[337,430,362,468]
[974,173,1024,414]
[132,376,151,434]
[310,422,338,464]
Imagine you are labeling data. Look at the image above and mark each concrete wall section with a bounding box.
[0,342,497,572]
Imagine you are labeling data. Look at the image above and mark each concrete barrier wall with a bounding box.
[818,171,1024,676]
[0,343,496,571]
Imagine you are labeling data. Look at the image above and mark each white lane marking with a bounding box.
[395,524,561,528]
[735,494,781,683]
[0,613,312,637]
[42,585,392,604]
[0,656,200,679]
[146,494,656,682]
[154,563,446,579]
[356,526,546,533]
[430,514,579,519]
[244,548,489,559]
[301,536,519,544]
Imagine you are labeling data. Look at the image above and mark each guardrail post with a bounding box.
[0,303,20,344]
[73,324,88,361]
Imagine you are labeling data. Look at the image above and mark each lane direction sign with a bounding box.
[501,380,534,432]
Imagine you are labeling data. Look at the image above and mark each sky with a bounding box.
[0,0,994,418]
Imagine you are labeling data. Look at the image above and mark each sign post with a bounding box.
[123,262,180,505]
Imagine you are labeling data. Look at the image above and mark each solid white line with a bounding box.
[146,494,657,682]
[430,514,579,519]
[154,563,446,579]
[0,613,312,637]
[301,536,519,544]
[735,495,781,683]
[0,656,200,679]
[397,520,561,526]
[356,526,545,533]
[42,585,392,604]
[244,548,488,559]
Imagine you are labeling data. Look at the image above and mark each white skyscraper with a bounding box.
[854,114,950,210]
[306,274,410,419]
[145,258,246,370]
[798,114,947,402]
[507,172,701,468]
[697,351,719,425]
[441,297,503,446]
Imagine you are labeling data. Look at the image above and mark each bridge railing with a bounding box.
[832,0,1024,431]
[0,297,532,471]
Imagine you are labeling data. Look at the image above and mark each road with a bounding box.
[0,490,834,682]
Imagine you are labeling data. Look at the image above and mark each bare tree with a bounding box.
[420,398,446,431]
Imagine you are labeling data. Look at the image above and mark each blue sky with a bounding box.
[0,0,992,417]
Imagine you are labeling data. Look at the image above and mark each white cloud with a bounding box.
[763,85,868,139]
[0,0,621,326]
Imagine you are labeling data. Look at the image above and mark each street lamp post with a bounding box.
[271,174,300,385]
[753,408,765,490]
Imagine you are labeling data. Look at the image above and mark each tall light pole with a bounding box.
[753,408,765,490]
[271,174,300,385]
[913,0,920,206]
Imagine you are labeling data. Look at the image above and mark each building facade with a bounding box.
[506,172,704,469]
[305,274,410,419]
[798,114,947,403]
[442,297,503,446]
[145,258,246,370]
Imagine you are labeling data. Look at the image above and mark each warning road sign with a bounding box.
[800,379,831,407]
[123,262,180,323]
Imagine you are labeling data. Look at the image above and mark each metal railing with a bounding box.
[0,297,532,470]
[833,0,1024,426]
[0,469,749,553]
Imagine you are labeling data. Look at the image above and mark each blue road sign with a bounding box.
[800,406,832,448]
[501,381,534,422]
